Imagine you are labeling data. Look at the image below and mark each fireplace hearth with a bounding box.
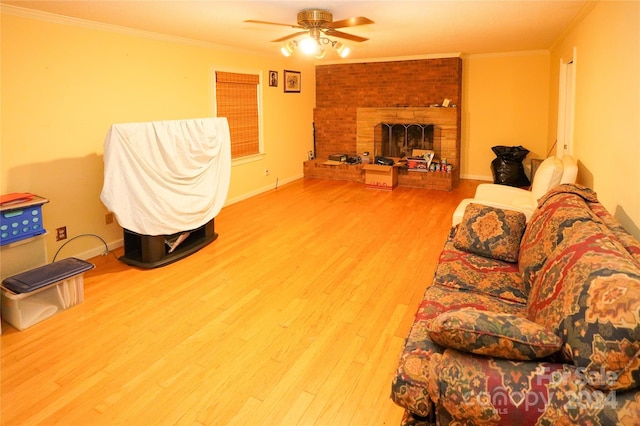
[304,106,460,191]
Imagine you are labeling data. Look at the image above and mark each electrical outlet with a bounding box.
[264,169,270,176]
[56,226,67,241]
[105,213,114,225]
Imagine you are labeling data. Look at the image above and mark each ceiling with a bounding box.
[1,1,588,60]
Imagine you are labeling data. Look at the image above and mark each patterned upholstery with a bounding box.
[426,309,562,360]
[428,349,640,425]
[433,237,526,304]
[391,184,640,425]
[453,203,527,263]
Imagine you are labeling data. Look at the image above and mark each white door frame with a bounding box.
[557,47,577,157]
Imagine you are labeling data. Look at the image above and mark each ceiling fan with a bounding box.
[245,9,374,58]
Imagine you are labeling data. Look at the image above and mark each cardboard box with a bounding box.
[362,164,398,190]
[406,157,429,170]
[411,149,433,158]
[407,149,434,171]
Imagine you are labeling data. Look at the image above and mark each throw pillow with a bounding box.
[426,308,562,360]
[454,203,527,263]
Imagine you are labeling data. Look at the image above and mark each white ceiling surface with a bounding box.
[2,1,587,60]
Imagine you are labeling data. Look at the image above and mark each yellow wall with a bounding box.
[2,1,639,263]
[463,1,640,240]
[1,11,316,260]
[462,52,551,180]
[549,1,639,238]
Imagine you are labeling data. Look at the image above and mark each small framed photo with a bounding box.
[268,70,278,87]
[284,70,301,93]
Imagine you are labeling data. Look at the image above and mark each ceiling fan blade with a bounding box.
[244,19,303,29]
[324,16,374,29]
[271,31,309,43]
[324,29,369,43]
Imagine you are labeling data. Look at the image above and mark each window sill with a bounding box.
[232,153,265,167]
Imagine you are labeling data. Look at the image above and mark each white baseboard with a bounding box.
[224,174,303,206]
[461,174,493,181]
[68,238,124,261]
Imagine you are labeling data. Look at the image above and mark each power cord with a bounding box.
[52,233,113,262]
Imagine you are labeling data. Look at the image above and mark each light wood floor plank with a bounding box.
[1,177,481,425]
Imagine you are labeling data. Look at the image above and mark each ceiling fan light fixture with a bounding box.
[280,40,296,57]
[250,8,373,59]
[335,42,350,58]
[299,36,319,55]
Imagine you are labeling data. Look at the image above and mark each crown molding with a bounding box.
[0,4,268,57]
[317,52,462,66]
[549,0,599,51]
[464,50,550,59]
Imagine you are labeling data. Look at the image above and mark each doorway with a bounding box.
[557,48,577,157]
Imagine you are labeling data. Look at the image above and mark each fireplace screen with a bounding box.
[375,123,434,157]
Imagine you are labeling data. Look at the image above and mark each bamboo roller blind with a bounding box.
[216,72,260,158]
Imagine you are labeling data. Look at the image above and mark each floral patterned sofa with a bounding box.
[391,184,640,425]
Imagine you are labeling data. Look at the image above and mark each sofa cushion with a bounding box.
[527,227,640,391]
[519,185,601,295]
[415,284,527,324]
[434,237,527,304]
[427,349,628,426]
[590,201,640,264]
[454,203,526,263]
[391,284,527,418]
[427,308,562,360]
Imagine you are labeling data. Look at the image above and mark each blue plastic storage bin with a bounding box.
[0,198,47,246]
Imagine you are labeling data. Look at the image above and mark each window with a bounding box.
[214,71,262,159]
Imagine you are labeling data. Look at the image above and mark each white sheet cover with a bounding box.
[100,118,231,236]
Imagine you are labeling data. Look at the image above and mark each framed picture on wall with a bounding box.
[269,70,278,87]
[284,70,301,93]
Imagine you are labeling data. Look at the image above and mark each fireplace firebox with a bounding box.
[374,123,437,158]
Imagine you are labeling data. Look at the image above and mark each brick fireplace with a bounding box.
[305,57,462,190]
[357,107,459,168]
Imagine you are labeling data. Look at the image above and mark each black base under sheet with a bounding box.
[119,218,217,268]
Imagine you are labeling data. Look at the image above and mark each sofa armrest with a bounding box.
[428,349,625,424]
[474,183,536,208]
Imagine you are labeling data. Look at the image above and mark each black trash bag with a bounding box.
[490,145,531,187]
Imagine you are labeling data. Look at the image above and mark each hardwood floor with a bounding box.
[1,178,481,425]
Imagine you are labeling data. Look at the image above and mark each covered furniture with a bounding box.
[100,118,231,267]
[452,155,577,226]
[391,184,640,425]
